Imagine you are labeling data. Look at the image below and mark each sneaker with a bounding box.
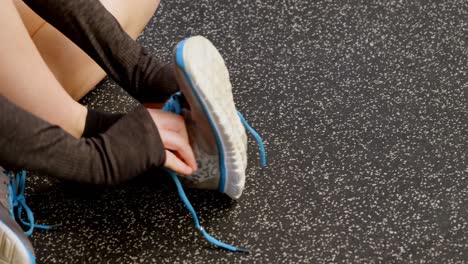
[0,168,35,264]
[162,36,266,252]
[164,36,266,200]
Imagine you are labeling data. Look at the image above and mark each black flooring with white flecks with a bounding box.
[27,1,468,263]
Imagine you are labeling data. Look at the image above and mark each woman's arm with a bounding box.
[23,0,179,102]
[0,96,164,184]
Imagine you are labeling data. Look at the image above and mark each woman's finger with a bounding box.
[152,110,185,131]
[146,108,197,172]
[164,150,193,175]
[159,129,197,170]
[159,112,191,147]
[148,109,191,148]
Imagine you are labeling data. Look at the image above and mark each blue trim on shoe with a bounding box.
[175,39,228,193]
[166,169,249,253]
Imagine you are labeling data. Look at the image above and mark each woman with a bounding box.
[1,0,197,175]
[0,0,196,262]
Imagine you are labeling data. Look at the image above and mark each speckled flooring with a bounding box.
[27,0,467,263]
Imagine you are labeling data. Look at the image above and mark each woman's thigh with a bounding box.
[14,0,160,100]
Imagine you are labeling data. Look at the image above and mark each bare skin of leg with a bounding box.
[14,0,161,101]
[0,0,159,139]
[0,0,86,138]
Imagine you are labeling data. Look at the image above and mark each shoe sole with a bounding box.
[0,221,34,264]
[173,36,248,199]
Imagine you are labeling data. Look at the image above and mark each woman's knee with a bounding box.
[101,0,160,39]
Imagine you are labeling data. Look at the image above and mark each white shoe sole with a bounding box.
[174,36,248,199]
[0,221,34,264]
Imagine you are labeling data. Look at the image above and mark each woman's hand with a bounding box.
[147,108,197,175]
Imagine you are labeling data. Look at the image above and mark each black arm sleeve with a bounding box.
[23,0,178,102]
[0,96,165,184]
[82,109,124,138]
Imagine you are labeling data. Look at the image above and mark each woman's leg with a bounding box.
[14,0,161,100]
[0,0,86,138]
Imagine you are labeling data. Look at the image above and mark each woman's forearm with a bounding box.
[0,96,165,184]
[23,0,179,102]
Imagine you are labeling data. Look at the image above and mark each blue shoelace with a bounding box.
[7,170,58,236]
[163,93,266,252]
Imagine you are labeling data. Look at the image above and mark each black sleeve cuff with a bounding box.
[82,108,125,138]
